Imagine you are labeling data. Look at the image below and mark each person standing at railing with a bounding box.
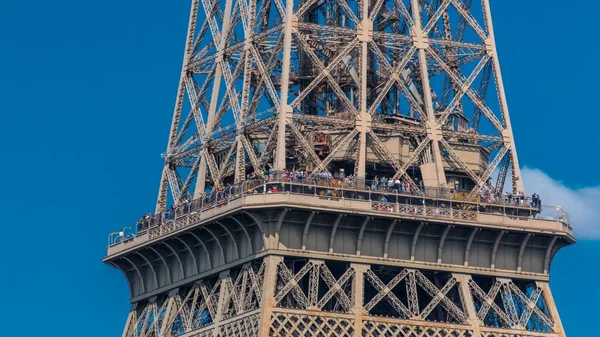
[387,177,394,191]
[268,167,276,180]
[532,193,541,208]
[136,217,144,233]
[371,176,379,191]
[168,203,176,220]
[393,177,401,193]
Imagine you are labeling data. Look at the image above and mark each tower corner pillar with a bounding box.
[453,273,481,337]
[537,281,567,337]
[258,255,283,337]
[351,262,370,337]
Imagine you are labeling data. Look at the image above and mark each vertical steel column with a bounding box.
[235,0,258,183]
[482,0,523,193]
[157,0,201,212]
[410,0,447,188]
[356,0,371,182]
[275,0,295,171]
[351,263,369,337]
[196,0,235,197]
[160,288,180,335]
[212,271,232,337]
[538,281,567,337]
[453,273,481,337]
[308,259,323,309]
[258,255,283,337]
[120,304,136,337]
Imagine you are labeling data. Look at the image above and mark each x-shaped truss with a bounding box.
[274,261,355,312]
[155,0,526,212]
[469,279,554,331]
[364,269,467,323]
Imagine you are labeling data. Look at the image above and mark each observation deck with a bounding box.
[104,176,574,302]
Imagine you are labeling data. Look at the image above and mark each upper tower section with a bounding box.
[156,0,524,213]
[105,1,574,302]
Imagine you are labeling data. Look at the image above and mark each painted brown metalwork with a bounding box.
[105,0,575,336]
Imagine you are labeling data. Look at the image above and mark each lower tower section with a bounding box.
[107,186,573,337]
[120,255,565,337]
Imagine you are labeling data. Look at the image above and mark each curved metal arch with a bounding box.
[229,216,254,255]
[464,228,479,267]
[201,226,226,265]
[122,256,146,293]
[328,214,344,254]
[135,251,159,290]
[187,231,213,270]
[274,208,289,248]
[410,222,426,262]
[148,246,172,284]
[543,236,559,275]
[215,221,240,260]
[242,211,267,250]
[356,217,371,257]
[490,231,506,270]
[383,220,398,259]
[161,241,185,279]
[437,225,453,264]
[242,211,265,233]
[175,236,199,275]
[108,260,137,295]
[301,211,316,251]
[517,233,532,272]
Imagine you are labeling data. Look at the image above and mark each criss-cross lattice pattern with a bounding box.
[218,314,260,337]
[364,268,468,324]
[274,261,355,313]
[222,263,266,319]
[270,312,354,337]
[155,0,527,213]
[189,330,213,337]
[170,279,223,335]
[480,332,543,337]
[124,297,170,337]
[468,279,554,332]
[121,259,563,337]
[362,320,473,337]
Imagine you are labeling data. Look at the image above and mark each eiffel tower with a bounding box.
[104,1,575,336]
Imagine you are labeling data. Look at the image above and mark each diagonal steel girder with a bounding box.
[155,0,530,210]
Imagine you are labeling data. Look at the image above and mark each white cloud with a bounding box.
[520,167,600,239]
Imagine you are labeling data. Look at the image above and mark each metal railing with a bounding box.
[107,174,569,247]
[538,205,571,225]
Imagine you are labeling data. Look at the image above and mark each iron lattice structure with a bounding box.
[104,1,575,337]
[120,258,566,337]
[155,0,523,213]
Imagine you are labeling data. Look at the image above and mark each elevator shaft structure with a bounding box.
[104,1,575,337]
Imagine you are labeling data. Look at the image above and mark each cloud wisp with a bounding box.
[519,167,600,239]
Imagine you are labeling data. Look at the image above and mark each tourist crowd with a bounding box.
[134,168,543,233]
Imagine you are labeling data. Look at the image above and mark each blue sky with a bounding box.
[0,1,596,336]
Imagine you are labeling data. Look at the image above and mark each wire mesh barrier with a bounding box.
[108,173,570,247]
[538,205,571,225]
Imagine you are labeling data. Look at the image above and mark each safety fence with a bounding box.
[108,175,566,247]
